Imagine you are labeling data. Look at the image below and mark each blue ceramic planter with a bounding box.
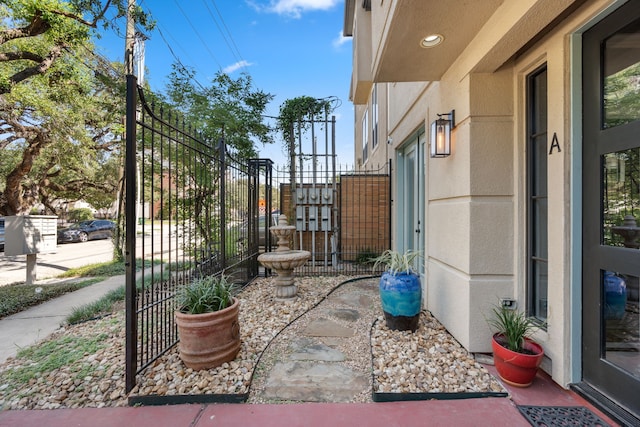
[379,271,421,331]
[604,271,627,320]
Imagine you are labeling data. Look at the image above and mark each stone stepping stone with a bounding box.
[327,308,360,321]
[303,318,354,337]
[262,361,368,402]
[330,292,374,310]
[290,342,345,362]
[350,280,379,291]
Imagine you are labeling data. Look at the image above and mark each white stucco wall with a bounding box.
[350,0,626,389]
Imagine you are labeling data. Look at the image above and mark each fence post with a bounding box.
[218,134,226,271]
[125,74,138,393]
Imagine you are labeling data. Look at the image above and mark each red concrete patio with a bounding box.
[0,369,620,427]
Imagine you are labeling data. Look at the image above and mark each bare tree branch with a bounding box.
[48,0,113,28]
[0,11,49,45]
[0,51,45,63]
[1,45,65,94]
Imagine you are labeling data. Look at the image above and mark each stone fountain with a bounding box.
[257,214,311,299]
[611,215,640,249]
[611,214,640,301]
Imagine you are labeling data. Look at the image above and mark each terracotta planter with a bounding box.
[379,271,421,332]
[491,333,544,387]
[175,298,240,370]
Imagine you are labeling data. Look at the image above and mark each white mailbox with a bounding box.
[5,215,58,256]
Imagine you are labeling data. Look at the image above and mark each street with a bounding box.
[0,239,114,286]
[0,226,185,286]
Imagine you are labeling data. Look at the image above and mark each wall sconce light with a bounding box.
[430,110,455,158]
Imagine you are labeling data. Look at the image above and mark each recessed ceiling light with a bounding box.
[420,34,443,48]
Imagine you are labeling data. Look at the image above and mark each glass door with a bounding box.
[397,130,425,275]
[583,2,640,417]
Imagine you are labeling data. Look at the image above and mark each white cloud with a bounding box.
[332,29,350,48]
[223,60,253,74]
[248,0,341,18]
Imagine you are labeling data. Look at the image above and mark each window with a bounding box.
[362,109,369,162]
[603,18,640,129]
[372,85,378,149]
[527,65,548,322]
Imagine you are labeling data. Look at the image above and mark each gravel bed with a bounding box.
[0,275,503,410]
[372,313,504,395]
[131,275,341,399]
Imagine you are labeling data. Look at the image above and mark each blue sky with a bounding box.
[95,0,354,166]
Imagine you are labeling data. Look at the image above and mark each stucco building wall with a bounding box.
[346,0,627,390]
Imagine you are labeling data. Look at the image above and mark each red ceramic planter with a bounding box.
[491,333,544,387]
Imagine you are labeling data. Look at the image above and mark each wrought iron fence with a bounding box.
[123,75,392,393]
[272,161,391,276]
[124,76,265,392]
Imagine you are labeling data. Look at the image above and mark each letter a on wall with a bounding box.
[549,132,561,155]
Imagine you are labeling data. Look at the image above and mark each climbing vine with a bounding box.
[276,96,337,153]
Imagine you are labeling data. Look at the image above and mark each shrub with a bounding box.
[176,275,236,314]
[355,248,379,266]
[69,208,94,222]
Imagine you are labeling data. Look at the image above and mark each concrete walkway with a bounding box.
[0,275,125,363]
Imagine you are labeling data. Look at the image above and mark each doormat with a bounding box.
[517,406,611,427]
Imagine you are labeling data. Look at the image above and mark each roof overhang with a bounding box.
[343,0,355,37]
[375,0,504,82]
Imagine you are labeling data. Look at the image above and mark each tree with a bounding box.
[164,65,275,159]
[0,37,125,216]
[0,0,152,216]
[0,0,151,95]
[140,66,275,258]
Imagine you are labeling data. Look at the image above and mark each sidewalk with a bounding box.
[0,275,125,364]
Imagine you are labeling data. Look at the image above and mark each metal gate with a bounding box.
[124,76,268,392]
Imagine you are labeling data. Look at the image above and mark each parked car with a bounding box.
[0,217,4,251]
[259,213,279,247]
[57,219,115,243]
[237,212,279,248]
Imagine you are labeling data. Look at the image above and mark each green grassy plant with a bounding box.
[487,305,540,352]
[176,275,236,314]
[1,333,108,388]
[66,269,167,324]
[371,249,422,275]
[66,286,126,324]
[2,258,172,322]
[0,279,102,319]
[58,258,159,278]
[355,248,380,266]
